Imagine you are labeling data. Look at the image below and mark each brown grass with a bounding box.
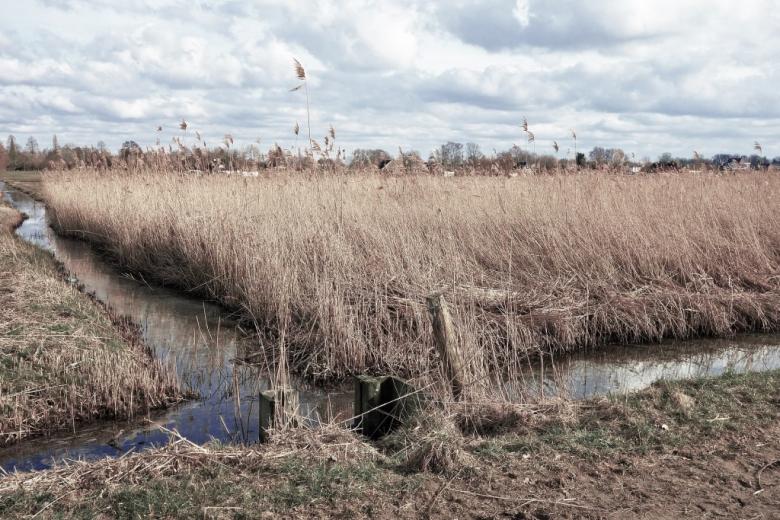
[0,195,183,445]
[41,169,780,387]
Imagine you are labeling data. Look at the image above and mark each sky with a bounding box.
[1,0,779,160]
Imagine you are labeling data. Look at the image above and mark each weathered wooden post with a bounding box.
[259,387,299,442]
[426,292,467,400]
[353,375,418,438]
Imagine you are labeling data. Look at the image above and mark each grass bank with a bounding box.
[43,169,780,385]
[0,171,44,199]
[2,369,778,518]
[0,188,183,446]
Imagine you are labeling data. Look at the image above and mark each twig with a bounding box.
[425,469,462,517]
[756,459,780,493]
[449,488,595,510]
[150,421,208,453]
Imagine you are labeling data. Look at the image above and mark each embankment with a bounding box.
[2,369,778,518]
[0,190,183,446]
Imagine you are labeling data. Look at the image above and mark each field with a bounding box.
[0,185,183,445]
[42,169,780,390]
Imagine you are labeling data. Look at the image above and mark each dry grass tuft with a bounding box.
[381,411,474,475]
[264,422,384,465]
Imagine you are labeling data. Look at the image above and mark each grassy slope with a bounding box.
[1,370,778,518]
[0,186,183,445]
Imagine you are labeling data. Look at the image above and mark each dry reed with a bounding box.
[42,169,780,389]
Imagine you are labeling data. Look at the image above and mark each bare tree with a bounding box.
[466,142,483,165]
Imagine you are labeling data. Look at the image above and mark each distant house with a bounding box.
[723,157,750,172]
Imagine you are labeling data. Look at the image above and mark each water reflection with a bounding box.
[510,337,780,400]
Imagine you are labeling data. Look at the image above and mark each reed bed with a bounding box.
[0,207,183,446]
[42,169,780,387]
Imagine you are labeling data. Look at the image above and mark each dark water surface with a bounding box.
[1,181,779,472]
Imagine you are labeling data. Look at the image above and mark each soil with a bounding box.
[421,425,780,519]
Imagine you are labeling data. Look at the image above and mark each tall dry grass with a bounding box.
[43,169,780,387]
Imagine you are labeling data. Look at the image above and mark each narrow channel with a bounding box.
[0,182,353,472]
[2,180,779,472]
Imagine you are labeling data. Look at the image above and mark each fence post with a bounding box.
[353,375,418,438]
[426,292,466,400]
[259,387,298,442]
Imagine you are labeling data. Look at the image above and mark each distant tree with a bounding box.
[507,145,531,165]
[658,152,674,163]
[6,135,18,169]
[0,143,7,171]
[576,152,586,167]
[435,141,464,169]
[397,148,423,174]
[52,134,60,152]
[97,141,107,153]
[587,147,604,164]
[25,136,39,155]
[120,140,141,152]
[537,155,557,171]
[588,147,625,166]
[119,140,142,164]
[712,154,734,168]
[465,142,483,164]
[610,149,626,167]
[749,154,769,170]
[351,148,391,168]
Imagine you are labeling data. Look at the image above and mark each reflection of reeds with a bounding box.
[43,170,780,395]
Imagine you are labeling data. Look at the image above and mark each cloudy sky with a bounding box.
[1,0,778,159]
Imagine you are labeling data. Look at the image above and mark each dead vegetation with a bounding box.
[42,169,780,387]
[0,192,184,446]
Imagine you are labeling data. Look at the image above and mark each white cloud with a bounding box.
[0,0,778,159]
[513,0,530,27]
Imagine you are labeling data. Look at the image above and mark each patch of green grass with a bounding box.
[0,491,56,518]
[270,457,380,509]
[473,439,507,459]
[479,370,780,462]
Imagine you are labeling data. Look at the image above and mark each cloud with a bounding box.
[0,0,778,159]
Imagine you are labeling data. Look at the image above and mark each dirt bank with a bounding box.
[2,370,777,518]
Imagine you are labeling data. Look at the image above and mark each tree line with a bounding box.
[2,134,778,173]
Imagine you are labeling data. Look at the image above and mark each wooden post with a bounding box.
[259,387,298,442]
[353,375,418,438]
[426,293,466,400]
